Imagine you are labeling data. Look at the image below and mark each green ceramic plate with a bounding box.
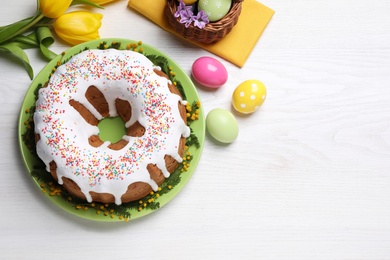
[18,38,205,222]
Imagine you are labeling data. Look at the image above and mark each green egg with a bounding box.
[206,108,238,143]
[198,0,232,22]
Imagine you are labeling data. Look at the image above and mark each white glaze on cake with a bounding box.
[34,49,190,205]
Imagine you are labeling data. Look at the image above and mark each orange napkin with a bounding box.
[128,0,274,67]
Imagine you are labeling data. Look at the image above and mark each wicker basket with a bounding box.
[166,0,244,44]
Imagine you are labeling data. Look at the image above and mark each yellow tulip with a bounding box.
[39,0,72,18]
[53,11,103,45]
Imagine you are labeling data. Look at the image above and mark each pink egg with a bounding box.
[192,56,228,88]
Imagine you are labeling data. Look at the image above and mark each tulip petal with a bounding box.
[40,0,72,18]
[53,11,103,45]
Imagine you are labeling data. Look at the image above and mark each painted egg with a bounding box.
[206,108,238,143]
[192,56,228,89]
[198,0,232,22]
[232,80,267,114]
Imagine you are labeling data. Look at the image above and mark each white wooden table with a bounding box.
[1,0,390,259]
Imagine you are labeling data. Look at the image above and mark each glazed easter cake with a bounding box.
[31,42,199,209]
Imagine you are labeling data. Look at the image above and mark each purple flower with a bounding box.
[193,10,209,29]
[174,0,209,29]
[174,0,193,18]
[179,9,194,28]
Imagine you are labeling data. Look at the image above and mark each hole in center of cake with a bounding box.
[98,116,126,143]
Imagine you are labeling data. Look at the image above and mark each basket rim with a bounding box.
[166,0,243,32]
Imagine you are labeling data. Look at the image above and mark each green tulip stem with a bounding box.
[33,23,54,28]
[0,13,45,44]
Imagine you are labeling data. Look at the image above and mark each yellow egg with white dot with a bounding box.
[181,0,198,4]
[232,80,266,114]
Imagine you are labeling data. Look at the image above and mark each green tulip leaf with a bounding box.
[13,34,39,48]
[0,12,44,45]
[0,17,35,44]
[71,0,104,9]
[0,42,34,79]
[36,27,57,60]
[0,16,35,31]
